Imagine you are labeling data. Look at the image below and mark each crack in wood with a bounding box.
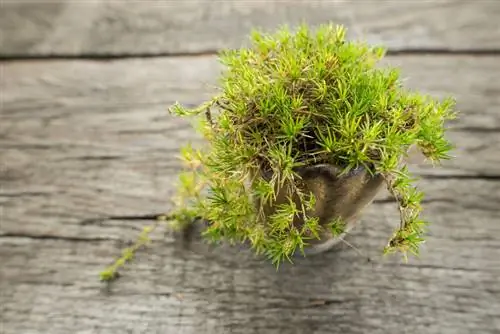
[306,298,350,307]
[419,174,500,181]
[396,263,494,273]
[79,214,172,225]
[1,48,500,62]
[373,198,456,205]
[387,49,500,56]
[69,155,124,161]
[0,192,57,198]
[455,127,500,133]
[75,189,497,231]
[375,197,498,212]
[0,232,115,243]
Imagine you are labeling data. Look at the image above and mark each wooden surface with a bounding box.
[2,0,500,57]
[1,2,500,334]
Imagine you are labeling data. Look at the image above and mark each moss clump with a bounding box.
[101,23,457,280]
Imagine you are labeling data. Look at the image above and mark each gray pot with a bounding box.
[259,164,385,256]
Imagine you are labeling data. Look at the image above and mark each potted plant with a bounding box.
[100,23,456,281]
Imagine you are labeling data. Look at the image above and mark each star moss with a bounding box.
[101,24,457,280]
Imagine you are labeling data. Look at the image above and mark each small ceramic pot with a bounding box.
[259,164,385,256]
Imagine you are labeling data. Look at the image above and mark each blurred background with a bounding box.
[1,1,499,334]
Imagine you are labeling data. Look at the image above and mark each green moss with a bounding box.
[169,23,457,264]
[101,23,457,280]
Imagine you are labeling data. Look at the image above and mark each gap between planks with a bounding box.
[1,48,500,62]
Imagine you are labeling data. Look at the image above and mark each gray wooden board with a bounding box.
[1,0,500,56]
[1,54,500,333]
[1,200,500,334]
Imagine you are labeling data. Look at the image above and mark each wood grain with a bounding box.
[1,200,499,334]
[1,54,500,333]
[1,55,499,234]
[1,0,500,57]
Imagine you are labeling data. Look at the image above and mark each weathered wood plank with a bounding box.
[2,165,498,238]
[1,55,498,229]
[1,55,499,236]
[2,55,499,175]
[1,197,499,334]
[1,0,500,56]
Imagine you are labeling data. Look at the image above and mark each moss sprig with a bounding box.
[99,219,163,282]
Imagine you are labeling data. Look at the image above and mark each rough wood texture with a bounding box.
[1,53,500,333]
[2,0,500,57]
[1,203,499,334]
